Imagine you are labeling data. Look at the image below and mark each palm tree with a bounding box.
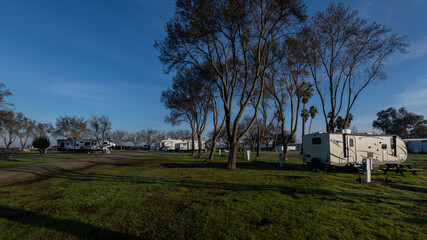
[308,106,318,134]
[300,82,313,137]
[301,108,309,137]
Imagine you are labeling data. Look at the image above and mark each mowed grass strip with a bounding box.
[0,152,425,239]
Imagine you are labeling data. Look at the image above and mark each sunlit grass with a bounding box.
[0,151,425,239]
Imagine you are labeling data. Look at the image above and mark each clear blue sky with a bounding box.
[1,0,426,139]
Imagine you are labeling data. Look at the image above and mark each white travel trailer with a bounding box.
[57,138,116,152]
[159,138,205,152]
[302,130,407,168]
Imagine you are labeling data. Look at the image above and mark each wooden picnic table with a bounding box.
[383,163,421,175]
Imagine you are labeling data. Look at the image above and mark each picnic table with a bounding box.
[382,163,422,175]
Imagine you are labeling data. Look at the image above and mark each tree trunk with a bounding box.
[207,131,221,162]
[191,134,195,156]
[309,118,313,134]
[197,133,203,158]
[228,143,238,170]
[256,141,261,157]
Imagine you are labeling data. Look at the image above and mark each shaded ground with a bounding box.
[0,152,148,185]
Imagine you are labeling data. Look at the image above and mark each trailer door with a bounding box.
[347,136,357,164]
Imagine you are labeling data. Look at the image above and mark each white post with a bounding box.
[219,149,221,156]
[246,150,251,161]
[365,158,372,183]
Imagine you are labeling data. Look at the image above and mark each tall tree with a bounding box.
[252,94,275,157]
[54,115,88,139]
[335,113,354,131]
[308,105,318,134]
[300,82,313,139]
[267,37,309,166]
[373,107,427,138]
[16,112,36,149]
[88,115,112,152]
[111,129,130,150]
[161,67,211,158]
[141,129,165,149]
[301,2,407,133]
[156,0,306,169]
[128,131,144,148]
[0,110,19,150]
[0,83,13,110]
[34,123,53,138]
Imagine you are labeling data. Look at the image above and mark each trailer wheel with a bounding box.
[162,147,168,152]
[311,158,327,172]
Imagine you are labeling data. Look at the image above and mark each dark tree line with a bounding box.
[373,107,426,138]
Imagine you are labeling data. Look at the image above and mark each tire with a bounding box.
[311,158,327,172]
[163,147,168,152]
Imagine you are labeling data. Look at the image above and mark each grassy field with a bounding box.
[0,151,425,239]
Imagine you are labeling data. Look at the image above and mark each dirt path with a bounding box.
[0,152,148,186]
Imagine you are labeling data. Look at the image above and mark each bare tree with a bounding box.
[301,2,408,132]
[34,123,53,138]
[88,115,112,152]
[54,115,88,139]
[156,0,306,169]
[16,112,36,150]
[0,110,19,150]
[141,129,165,149]
[128,131,144,148]
[252,94,275,157]
[161,67,211,158]
[111,129,129,150]
[166,129,190,140]
[0,83,13,110]
[267,37,309,166]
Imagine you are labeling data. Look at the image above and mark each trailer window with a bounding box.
[382,144,387,149]
[349,139,354,147]
[85,142,91,146]
[312,138,321,145]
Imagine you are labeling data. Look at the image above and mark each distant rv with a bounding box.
[57,138,116,152]
[302,130,407,168]
[158,138,205,152]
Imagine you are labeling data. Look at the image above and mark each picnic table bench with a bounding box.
[382,163,422,176]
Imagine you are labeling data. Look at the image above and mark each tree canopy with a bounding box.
[373,107,427,138]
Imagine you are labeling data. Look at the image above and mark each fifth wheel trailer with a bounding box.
[159,138,206,152]
[57,138,116,152]
[302,130,407,167]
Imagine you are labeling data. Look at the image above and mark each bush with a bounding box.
[32,136,50,153]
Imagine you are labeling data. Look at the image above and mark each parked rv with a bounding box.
[159,138,205,152]
[302,130,407,168]
[57,138,116,152]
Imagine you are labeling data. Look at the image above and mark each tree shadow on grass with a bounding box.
[160,160,307,171]
[5,168,424,204]
[0,205,139,239]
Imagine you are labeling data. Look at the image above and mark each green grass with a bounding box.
[0,152,425,239]
[0,151,97,169]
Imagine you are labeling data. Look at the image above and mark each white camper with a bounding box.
[159,138,206,152]
[57,138,116,152]
[302,130,407,168]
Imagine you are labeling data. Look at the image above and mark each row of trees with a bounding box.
[157,1,407,169]
[0,108,195,151]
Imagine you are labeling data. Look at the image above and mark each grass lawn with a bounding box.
[0,151,98,169]
[0,151,425,239]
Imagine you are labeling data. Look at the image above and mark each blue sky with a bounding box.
[1,0,426,140]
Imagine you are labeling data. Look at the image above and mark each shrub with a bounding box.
[32,136,50,153]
